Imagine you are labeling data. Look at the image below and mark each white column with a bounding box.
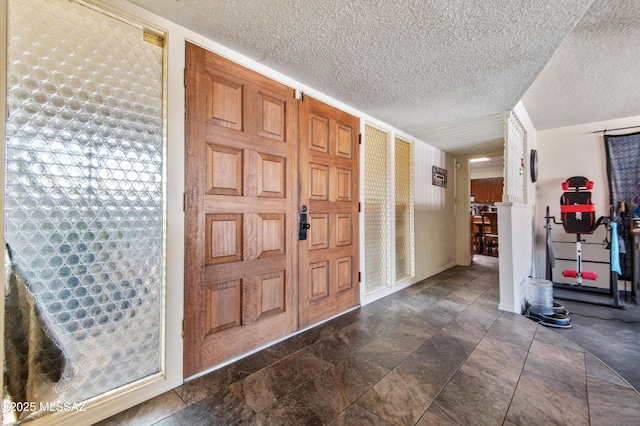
[497,202,533,313]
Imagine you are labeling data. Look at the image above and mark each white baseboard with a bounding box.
[498,302,519,314]
[362,261,458,306]
[413,261,457,283]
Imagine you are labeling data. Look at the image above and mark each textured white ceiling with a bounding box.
[522,0,640,130]
[128,0,601,151]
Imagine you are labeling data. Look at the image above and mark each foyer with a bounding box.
[99,256,640,425]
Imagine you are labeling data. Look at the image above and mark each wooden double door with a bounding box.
[184,43,359,376]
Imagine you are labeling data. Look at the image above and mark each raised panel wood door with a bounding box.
[299,96,360,328]
[184,43,298,376]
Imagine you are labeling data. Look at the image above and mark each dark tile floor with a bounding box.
[551,287,640,390]
[97,256,640,425]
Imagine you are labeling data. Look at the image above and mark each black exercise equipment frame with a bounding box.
[545,206,623,309]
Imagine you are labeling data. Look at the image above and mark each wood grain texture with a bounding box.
[298,95,360,329]
[185,44,359,375]
[206,144,243,196]
[184,43,298,376]
[205,213,243,265]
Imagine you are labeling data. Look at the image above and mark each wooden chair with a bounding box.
[470,216,484,254]
[482,212,499,256]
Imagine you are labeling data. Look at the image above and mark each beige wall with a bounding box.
[534,115,640,288]
[455,157,471,266]
[415,144,457,279]
[470,167,503,180]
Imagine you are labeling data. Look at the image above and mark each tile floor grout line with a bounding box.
[588,351,640,394]
[349,276,487,425]
[501,323,539,426]
[419,280,500,425]
[583,351,592,426]
[258,311,396,422]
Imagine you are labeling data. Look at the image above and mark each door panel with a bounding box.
[299,96,360,328]
[185,44,360,375]
[184,43,298,376]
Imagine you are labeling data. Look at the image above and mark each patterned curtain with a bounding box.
[604,131,640,280]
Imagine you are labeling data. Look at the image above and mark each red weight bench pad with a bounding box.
[562,270,598,280]
[560,191,596,234]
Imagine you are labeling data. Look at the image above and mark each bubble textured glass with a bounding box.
[5,0,164,412]
[363,125,390,294]
[395,138,414,281]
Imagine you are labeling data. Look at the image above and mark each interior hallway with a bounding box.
[97,256,640,425]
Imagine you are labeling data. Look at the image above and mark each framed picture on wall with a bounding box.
[432,166,447,188]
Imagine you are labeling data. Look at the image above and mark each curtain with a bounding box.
[604,131,640,280]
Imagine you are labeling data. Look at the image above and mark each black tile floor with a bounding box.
[97,256,640,425]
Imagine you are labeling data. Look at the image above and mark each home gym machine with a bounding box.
[544,176,623,308]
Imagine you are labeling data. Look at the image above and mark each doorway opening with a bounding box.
[470,155,504,261]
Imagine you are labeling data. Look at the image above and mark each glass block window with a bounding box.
[4,0,164,418]
[395,138,414,281]
[363,125,391,295]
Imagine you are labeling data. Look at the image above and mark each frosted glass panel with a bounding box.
[395,138,414,281]
[4,0,164,420]
[363,125,390,294]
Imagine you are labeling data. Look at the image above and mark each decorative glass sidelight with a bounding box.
[4,0,164,422]
[395,138,414,281]
[363,125,391,294]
